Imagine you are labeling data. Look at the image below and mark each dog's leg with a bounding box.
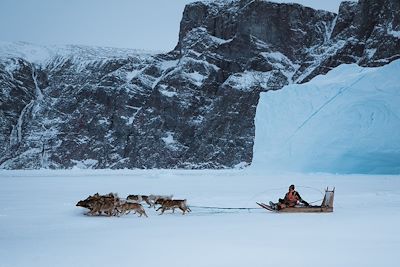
[115,208,121,217]
[159,207,165,215]
[112,208,118,217]
[149,200,155,208]
[88,208,98,216]
[145,199,152,208]
[179,206,186,215]
[107,208,114,216]
[139,209,147,217]
[183,205,191,213]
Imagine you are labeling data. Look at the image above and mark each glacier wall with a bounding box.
[252,59,400,174]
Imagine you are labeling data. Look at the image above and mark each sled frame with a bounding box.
[259,187,335,213]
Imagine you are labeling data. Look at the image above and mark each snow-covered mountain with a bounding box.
[0,0,399,169]
[252,59,400,174]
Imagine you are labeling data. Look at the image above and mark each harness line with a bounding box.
[189,205,261,210]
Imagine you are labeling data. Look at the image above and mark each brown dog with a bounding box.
[76,193,101,209]
[77,193,120,216]
[118,202,148,217]
[149,195,173,203]
[156,199,191,215]
[88,197,117,216]
[153,195,173,207]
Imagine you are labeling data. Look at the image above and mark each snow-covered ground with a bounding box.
[0,169,399,267]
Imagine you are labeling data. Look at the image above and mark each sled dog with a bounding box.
[157,199,191,215]
[118,202,147,217]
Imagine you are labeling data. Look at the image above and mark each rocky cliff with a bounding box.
[1,0,399,169]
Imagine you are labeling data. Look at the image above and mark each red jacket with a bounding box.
[284,191,301,206]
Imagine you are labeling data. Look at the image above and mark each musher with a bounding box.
[270,184,309,210]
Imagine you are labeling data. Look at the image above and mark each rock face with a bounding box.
[0,0,399,169]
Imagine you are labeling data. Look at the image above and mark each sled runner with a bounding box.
[257,187,335,213]
[256,202,277,212]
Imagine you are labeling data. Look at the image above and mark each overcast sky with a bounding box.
[0,0,349,51]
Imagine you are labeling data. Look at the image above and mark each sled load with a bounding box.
[257,187,335,213]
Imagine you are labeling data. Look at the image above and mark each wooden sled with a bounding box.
[258,187,335,213]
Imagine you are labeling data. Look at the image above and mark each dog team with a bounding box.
[76,193,191,217]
